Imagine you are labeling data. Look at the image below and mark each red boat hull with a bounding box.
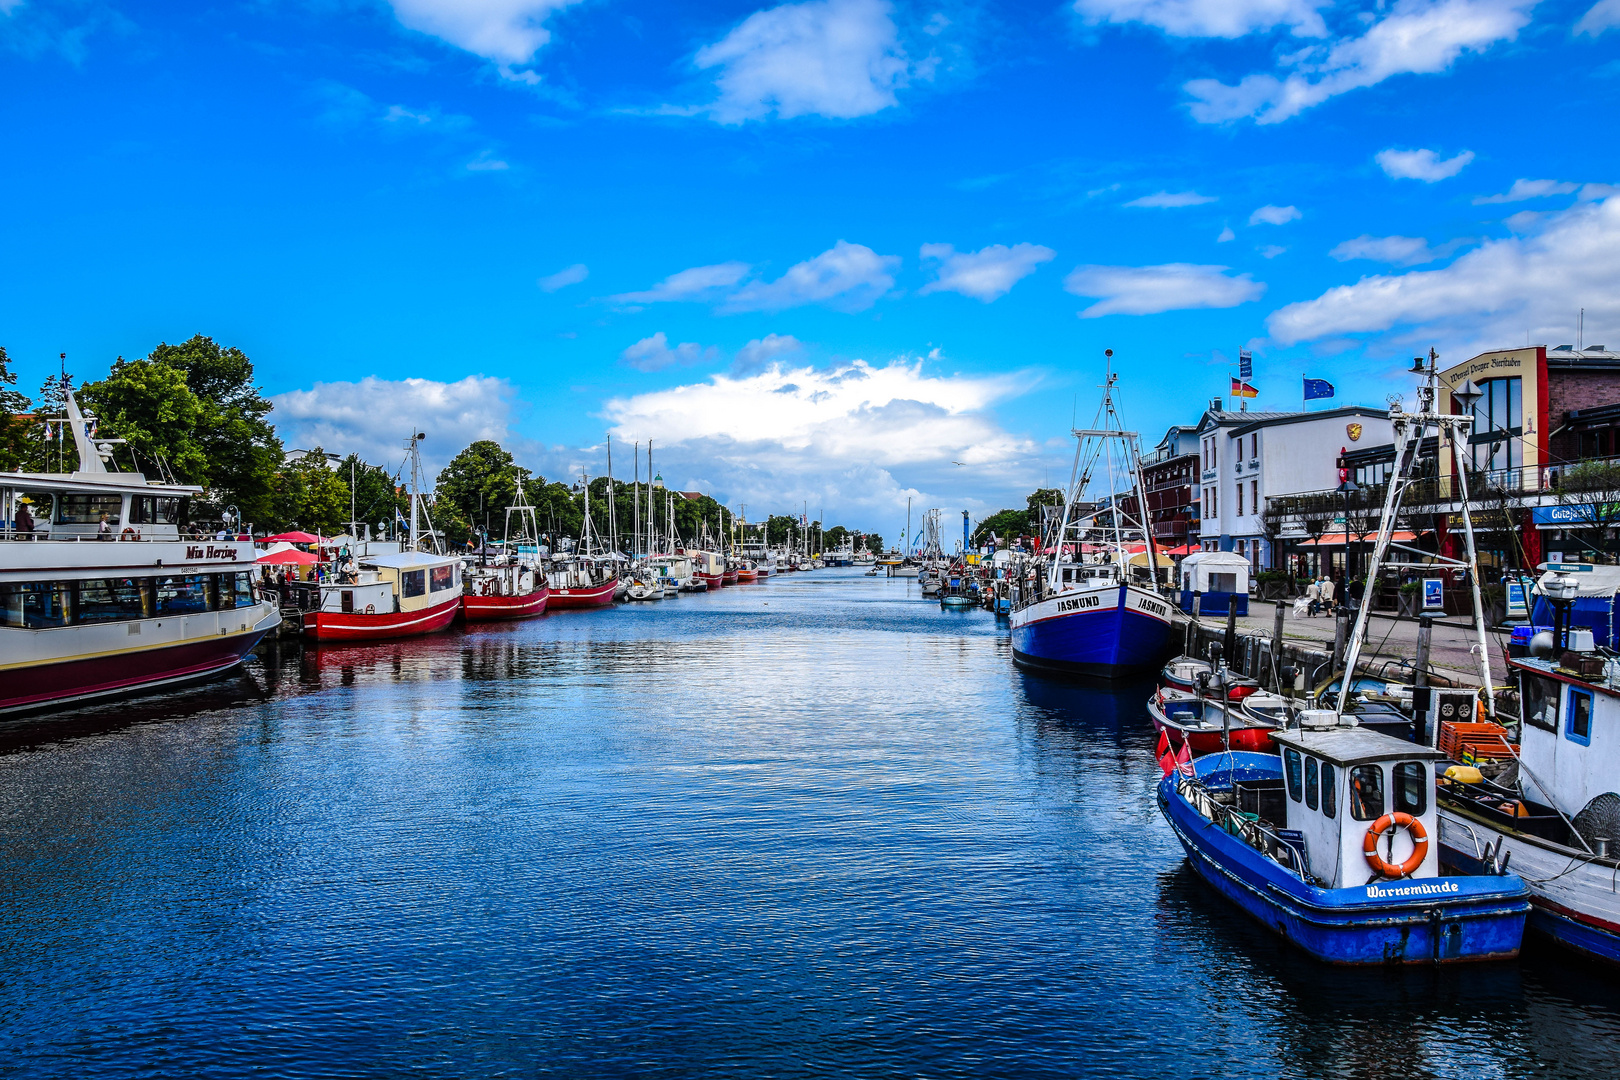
[306,596,461,641]
[461,589,548,621]
[546,578,618,609]
[0,626,274,714]
[1161,674,1261,702]
[1150,715,1276,754]
[735,568,759,582]
[697,571,724,588]
[723,570,739,584]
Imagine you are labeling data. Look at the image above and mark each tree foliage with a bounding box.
[436,440,533,545]
[271,450,350,533]
[0,347,31,471]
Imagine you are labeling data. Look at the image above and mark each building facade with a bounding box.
[1140,424,1200,553]
[1195,402,1393,568]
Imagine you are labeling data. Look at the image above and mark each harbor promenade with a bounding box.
[1189,600,1507,686]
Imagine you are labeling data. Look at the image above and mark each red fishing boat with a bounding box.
[462,561,548,621]
[546,556,617,609]
[734,561,759,583]
[691,549,726,589]
[723,562,740,585]
[1161,655,1260,701]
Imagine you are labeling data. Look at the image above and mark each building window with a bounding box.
[1251,480,1258,517]
[1236,486,1243,517]
[1468,376,1522,473]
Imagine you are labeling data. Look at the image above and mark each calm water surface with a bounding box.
[3,568,1619,1078]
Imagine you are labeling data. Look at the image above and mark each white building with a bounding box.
[1194,401,1392,568]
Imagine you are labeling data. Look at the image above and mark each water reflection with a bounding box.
[0,569,1614,1078]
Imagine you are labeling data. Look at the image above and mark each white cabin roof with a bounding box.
[1273,726,1444,768]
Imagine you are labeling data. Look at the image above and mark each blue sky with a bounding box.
[4,0,1618,530]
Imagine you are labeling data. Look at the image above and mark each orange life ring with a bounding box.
[1363,812,1429,879]
[120,527,135,540]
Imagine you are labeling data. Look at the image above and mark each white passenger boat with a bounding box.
[0,389,280,714]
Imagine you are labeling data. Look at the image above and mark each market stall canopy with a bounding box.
[1298,531,1419,546]
[258,548,318,565]
[264,531,321,544]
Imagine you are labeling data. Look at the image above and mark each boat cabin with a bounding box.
[316,551,460,615]
[1516,657,1620,820]
[1053,562,1121,591]
[1268,724,1444,887]
[1178,551,1250,616]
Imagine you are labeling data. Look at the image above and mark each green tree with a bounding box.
[79,359,207,480]
[143,336,282,526]
[973,508,1029,546]
[0,347,32,471]
[270,449,350,533]
[435,440,532,545]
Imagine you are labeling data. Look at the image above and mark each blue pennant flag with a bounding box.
[1303,377,1335,401]
[1238,349,1252,380]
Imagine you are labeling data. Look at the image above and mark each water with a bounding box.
[2,569,1619,1078]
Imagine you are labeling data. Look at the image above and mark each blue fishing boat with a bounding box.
[1159,722,1529,965]
[1009,356,1176,678]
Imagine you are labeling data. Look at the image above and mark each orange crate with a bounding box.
[1439,721,1516,761]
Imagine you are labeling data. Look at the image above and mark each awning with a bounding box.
[263,531,321,543]
[1160,544,1197,556]
[1296,531,1419,546]
[258,549,318,565]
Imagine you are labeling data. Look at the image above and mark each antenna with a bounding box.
[1579,307,1585,351]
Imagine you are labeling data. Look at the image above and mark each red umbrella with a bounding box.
[264,531,321,543]
[257,549,318,565]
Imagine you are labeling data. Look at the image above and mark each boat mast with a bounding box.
[1336,349,1496,722]
[606,434,617,554]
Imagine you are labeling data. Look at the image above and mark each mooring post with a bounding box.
[1272,600,1287,691]
[1415,615,1433,690]
[1333,607,1349,671]
[1224,602,1238,669]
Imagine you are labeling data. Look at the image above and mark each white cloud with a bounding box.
[1267,195,1620,348]
[917,242,1055,301]
[1329,234,1447,265]
[1124,190,1219,208]
[538,263,588,291]
[613,261,753,303]
[271,375,516,475]
[1217,225,1236,242]
[1473,178,1581,203]
[726,240,899,312]
[1072,0,1329,37]
[602,359,1043,522]
[465,151,510,171]
[620,332,720,372]
[1577,0,1620,34]
[733,333,805,373]
[695,0,917,123]
[1185,0,1536,125]
[1063,263,1265,317]
[385,0,580,78]
[1376,147,1475,181]
[1259,245,1287,258]
[1250,204,1301,225]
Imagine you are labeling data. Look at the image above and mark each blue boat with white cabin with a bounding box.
[1159,717,1529,965]
[1008,357,1176,679]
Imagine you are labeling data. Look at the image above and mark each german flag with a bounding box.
[1231,378,1259,398]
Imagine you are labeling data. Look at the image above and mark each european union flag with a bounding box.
[1304,377,1335,401]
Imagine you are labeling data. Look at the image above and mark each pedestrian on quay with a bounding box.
[1318,576,1335,611]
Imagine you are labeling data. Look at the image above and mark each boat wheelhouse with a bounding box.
[0,390,280,713]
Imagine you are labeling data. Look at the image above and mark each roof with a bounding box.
[360,550,459,569]
[1547,344,1620,368]
[1272,725,1444,766]
[1180,550,1251,569]
[1226,405,1390,438]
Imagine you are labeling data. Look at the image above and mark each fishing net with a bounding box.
[1572,792,1620,851]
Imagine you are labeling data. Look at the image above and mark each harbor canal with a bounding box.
[1,568,1618,1078]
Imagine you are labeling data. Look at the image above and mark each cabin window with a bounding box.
[77,579,146,623]
[401,570,426,598]
[1522,672,1559,733]
[1394,762,1427,816]
[57,493,124,525]
[1321,763,1337,819]
[1284,748,1303,802]
[430,566,454,592]
[9,491,55,531]
[156,575,211,614]
[1349,765,1385,821]
[0,582,70,628]
[1304,756,1319,811]
[1567,688,1594,746]
[130,496,182,525]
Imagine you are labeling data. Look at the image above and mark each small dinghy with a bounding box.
[1161,656,1260,701]
[1148,687,1278,754]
